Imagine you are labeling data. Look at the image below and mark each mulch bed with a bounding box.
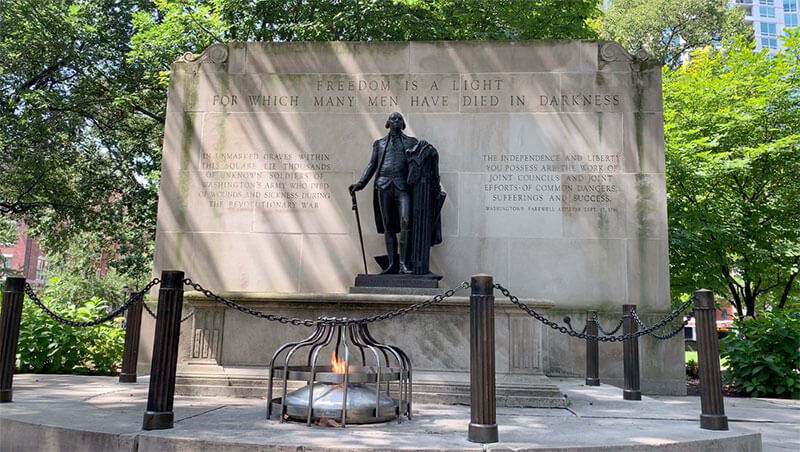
[686,378,746,397]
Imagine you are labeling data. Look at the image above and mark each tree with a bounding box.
[126,0,600,54]
[2,0,600,283]
[0,0,163,280]
[207,0,599,42]
[598,0,751,66]
[664,35,800,318]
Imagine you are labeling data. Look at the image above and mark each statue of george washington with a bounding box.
[349,112,444,275]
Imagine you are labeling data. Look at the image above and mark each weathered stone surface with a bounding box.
[148,40,678,394]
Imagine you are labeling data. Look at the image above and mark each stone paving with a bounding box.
[1,374,797,451]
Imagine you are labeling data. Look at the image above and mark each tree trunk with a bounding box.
[744,294,757,318]
[778,267,798,309]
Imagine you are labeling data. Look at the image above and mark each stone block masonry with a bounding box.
[144,40,681,396]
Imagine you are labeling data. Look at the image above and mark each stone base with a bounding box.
[162,290,566,407]
[353,273,442,289]
[137,291,688,404]
[174,366,567,408]
[349,286,443,295]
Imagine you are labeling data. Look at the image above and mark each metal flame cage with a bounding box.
[266,319,412,426]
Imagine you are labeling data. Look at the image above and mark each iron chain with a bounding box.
[24,278,161,328]
[597,318,624,336]
[142,301,157,318]
[563,316,587,335]
[632,307,693,340]
[183,278,317,327]
[566,312,620,336]
[142,301,195,323]
[494,282,695,342]
[184,278,470,326]
[347,281,471,324]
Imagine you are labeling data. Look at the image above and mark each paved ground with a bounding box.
[0,374,797,451]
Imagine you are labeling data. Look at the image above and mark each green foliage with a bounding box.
[207,0,600,42]
[0,0,162,280]
[43,233,141,307]
[0,218,18,282]
[720,310,800,398]
[0,218,16,246]
[664,34,800,317]
[15,295,125,374]
[686,356,699,379]
[6,260,132,375]
[599,0,750,66]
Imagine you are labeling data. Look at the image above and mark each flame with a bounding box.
[331,351,346,374]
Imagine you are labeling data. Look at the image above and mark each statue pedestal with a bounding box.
[353,273,442,290]
[151,291,565,408]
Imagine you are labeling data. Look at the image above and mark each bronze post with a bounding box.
[119,291,144,383]
[468,274,498,444]
[622,304,641,400]
[142,271,184,430]
[585,310,600,386]
[0,277,26,403]
[694,289,728,430]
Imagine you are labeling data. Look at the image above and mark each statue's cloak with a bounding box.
[405,140,445,275]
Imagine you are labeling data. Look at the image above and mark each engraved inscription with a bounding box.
[202,73,622,113]
[482,152,622,214]
[198,152,333,211]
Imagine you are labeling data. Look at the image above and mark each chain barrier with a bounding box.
[494,282,695,342]
[565,312,623,336]
[563,316,587,335]
[631,306,693,340]
[597,318,624,336]
[183,278,471,326]
[142,301,195,323]
[23,278,161,328]
[142,300,157,318]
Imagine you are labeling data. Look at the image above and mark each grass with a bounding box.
[685,349,728,369]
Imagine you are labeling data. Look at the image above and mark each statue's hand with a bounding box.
[348,183,363,194]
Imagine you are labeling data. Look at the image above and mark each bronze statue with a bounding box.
[349,112,444,275]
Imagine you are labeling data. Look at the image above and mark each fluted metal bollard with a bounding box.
[468,274,498,444]
[119,291,144,383]
[143,271,184,430]
[622,304,641,400]
[585,310,600,386]
[1,277,26,403]
[694,289,728,430]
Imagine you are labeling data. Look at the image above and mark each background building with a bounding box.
[734,0,799,52]
[0,222,49,286]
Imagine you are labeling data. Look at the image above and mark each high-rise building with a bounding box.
[733,0,798,52]
[603,1,798,54]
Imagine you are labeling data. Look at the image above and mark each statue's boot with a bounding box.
[399,229,414,274]
[381,233,399,274]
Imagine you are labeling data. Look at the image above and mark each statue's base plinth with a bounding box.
[352,273,442,293]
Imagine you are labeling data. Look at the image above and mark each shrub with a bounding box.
[686,359,699,379]
[719,310,800,399]
[14,295,125,374]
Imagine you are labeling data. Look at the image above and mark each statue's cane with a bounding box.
[351,192,369,274]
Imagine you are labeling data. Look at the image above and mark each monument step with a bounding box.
[175,373,566,408]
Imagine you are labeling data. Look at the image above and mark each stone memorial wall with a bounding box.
[148,41,682,395]
[156,41,667,307]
